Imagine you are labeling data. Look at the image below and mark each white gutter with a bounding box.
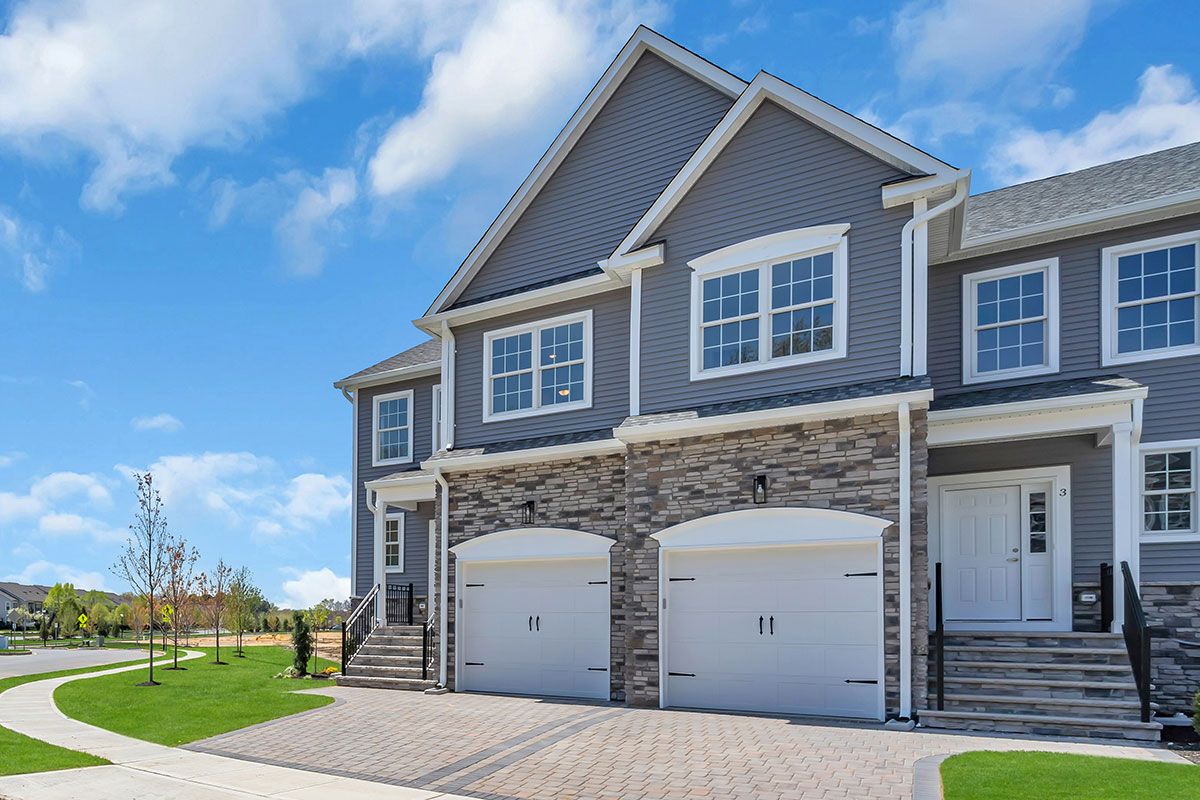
[434,467,449,688]
[441,322,456,450]
[898,401,912,719]
[900,172,969,375]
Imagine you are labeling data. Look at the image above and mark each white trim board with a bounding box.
[335,361,440,391]
[426,27,745,315]
[610,71,957,260]
[928,391,1144,448]
[960,258,1061,386]
[928,466,1073,632]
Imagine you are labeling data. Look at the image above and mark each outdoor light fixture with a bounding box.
[522,499,536,524]
[752,474,768,504]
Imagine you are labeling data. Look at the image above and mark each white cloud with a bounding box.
[277,473,352,529]
[66,379,95,410]
[0,207,77,292]
[368,0,657,195]
[37,512,126,543]
[0,470,113,524]
[278,567,350,609]
[3,560,111,592]
[990,65,1200,184]
[131,413,184,432]
[0,452,25,468]
[275,168,358,278]
[893,0,1093,95]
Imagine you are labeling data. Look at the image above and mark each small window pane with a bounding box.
[1143,450,1195,535]
[1113,243,1198,356]
[973,268,1048,374]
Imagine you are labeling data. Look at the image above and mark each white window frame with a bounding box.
[961,258,1060,385]
[1101,229,1200,366]
[1139,438,1200,544]
[431,384,443,452]
[384,510,405,572]
[371,389,414,467]
[688,225,850,381]
[481,310,593,423]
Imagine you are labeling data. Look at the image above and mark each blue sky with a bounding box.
[2,0,1199,607]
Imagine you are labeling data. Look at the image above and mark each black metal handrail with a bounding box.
[341,584,379,675]
[1099,562,1114,632]
[1119,561,1152,723]
[385,582,414,626]
[934,561,945,710]
[422,607,436,681]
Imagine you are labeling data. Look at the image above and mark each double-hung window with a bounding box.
[1103,231,1200,365]
[372,389,413,466]
[384,510,404,570]
[690,225,849,379]
[962,259,1059,384]
[483,311,592,421]
[1141,441,1200,542]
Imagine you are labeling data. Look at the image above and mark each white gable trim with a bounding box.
[450,528,617,562]
[651,507,891,551]
[610,72,957,259]
[425,27,746,315]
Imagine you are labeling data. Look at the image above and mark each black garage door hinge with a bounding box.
[668,671,696,677]
[587,580,608,585]
[844,679,878,684]
[465,583,485,587]
[587,667,608,672]
[668,577,696,582]
[465,661,485,666]
[844,572,878,577]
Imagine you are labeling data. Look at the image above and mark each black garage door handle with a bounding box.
[528,615,533,631]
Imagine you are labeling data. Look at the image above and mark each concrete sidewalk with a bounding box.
[0,649,467,799]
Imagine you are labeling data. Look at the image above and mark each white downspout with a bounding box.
[628,268,643,417]
[365,488,383,624]
[900,172,970,375]
[440,322,456,450]
[434,467,450,688]
[1130,398,1144,585]
[898,401,913,719]
[349,389,358,598]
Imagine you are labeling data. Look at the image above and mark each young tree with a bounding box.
[128,595,149,642]
[37,612,51,647]
[197,559,232,665]
[161,536,199,669]
[45,583,83,637]
[306,604,330,675]
[227,566,255,657]
[112,472,172,686]
[291,611,312,675]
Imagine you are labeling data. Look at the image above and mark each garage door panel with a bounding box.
[822,644,879,677]
[815,578,879,612]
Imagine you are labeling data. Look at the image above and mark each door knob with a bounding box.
[1006,557,1019,562]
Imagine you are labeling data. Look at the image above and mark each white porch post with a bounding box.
[1111,421,1135,631]
[373,499,385,624]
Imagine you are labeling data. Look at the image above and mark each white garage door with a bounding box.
[664,542,882,719]
[459,557,609,700]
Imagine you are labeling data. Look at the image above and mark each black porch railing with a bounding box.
[1119,561,1152,723]
[386,582,415,626]
[1099,562,1114,632]
[341,584,379,675]
[423,608,436,681]
[933,561,945,710]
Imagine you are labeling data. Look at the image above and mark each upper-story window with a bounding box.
[483,311,593,422]
[372,389,413,467]
[962,259,1059,384]
[1141,440,1200,542]
[689,225,849,380]
[1102,230,1200,365]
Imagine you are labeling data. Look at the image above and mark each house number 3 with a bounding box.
[1059,488,1068,496]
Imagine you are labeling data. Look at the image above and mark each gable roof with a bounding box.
[609,71,961,258]
[962,140,1200,245]
[335,339,441,390]
[426,26,746,315]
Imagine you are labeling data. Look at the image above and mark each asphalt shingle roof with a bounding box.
[964,141,1200,240]
[338,339,440,385]
[930,375,1144,412]
[423,427,617,461]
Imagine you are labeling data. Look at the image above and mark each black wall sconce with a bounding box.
[522,499,536,524]
[752,474,768,504]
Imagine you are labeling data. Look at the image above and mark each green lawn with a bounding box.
[0,651,157,776]
[941,751,1200,800]
[55,646,336,746]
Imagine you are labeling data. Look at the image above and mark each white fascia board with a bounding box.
[880,172,965,208]
[415,272,621,335]
[364,471,437,510]
[425,27,745,316]
[610,73,956,259]
[614,389,933,444]
[928,393,1147,448]
[929,387,1148,423]
[428,437,625,473]
[334,361,441,391]
[598,242,666,283]
[944,190,1200,263]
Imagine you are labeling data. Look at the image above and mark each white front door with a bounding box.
[663,542,882,720]
[943,486,1022,621]
[458,557,609,700]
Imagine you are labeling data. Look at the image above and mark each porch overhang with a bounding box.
[364,471,437,510]
[928,378,1147,448]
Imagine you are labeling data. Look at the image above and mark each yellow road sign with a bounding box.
[77,613,88,626]
[161,604,174,621]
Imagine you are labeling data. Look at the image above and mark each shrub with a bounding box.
[1193,690,1199,735]
[291,611,312,676]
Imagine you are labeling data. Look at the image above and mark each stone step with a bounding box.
[334,674,437,691]
[938,675,1143,700]
[940,632,1123,649]
[346,664,428,680]
[364,635,424,647]
[942,659,1131,675]
[356,643,424,656]
[376,625,424,635]
[349,653,424,667]
[941,693,1157,718]
[945,645,1128,664]
[918,709,1161,741]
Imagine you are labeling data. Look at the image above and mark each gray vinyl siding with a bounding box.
[452,52,734,305]
[452,289,630,447]
[354,375,439,596]
[929,436,1112,584]
[928,212,1200,581]
[638,100,912,413]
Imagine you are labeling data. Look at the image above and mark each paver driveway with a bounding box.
[188,688,1180,800]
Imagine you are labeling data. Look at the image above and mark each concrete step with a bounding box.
[349,653,423,667]
[918,709,1161,741]
[376,625,424,635]
[941,693,1157,718]
[346,664,428,680]
[334,674,437,691]
[938,675,1143,700]
[356,643,424,656]
[364,635,424,647]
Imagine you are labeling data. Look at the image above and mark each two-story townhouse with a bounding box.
[333,26,1199,740]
